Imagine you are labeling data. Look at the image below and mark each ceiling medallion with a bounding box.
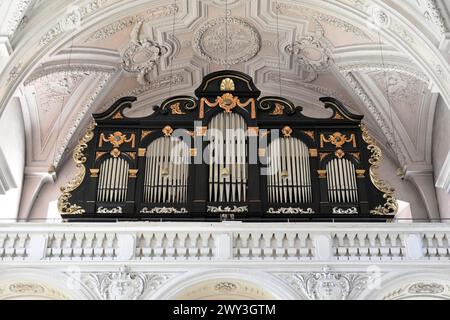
[121,21,167,85]
[193,17,261,65]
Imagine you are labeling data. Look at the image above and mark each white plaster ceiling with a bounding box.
[1,0,449,176]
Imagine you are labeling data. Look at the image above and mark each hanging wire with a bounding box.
[169,0,177,97]
[275,1,282,96]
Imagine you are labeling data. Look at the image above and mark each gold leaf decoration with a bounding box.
[220,78,235,91]
[361,123,398,215]
[58,122,96,215]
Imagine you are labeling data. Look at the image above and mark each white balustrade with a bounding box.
[0,223,449,263]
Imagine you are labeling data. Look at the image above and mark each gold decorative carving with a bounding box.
[320,132,356,148]
[170,102,186,115]
[361,123,398,215]
[351,152,361,161]
[282,126,293,137]
[90,169,100,178]
[320,153,330,162]
[303,131,315,140]
[270,103,284,115]
[129,169,139,178]
[96,152,106,160]
[110,148,121,158]
[196,127,208,137]
[163,126,174,137]
[356,169,366,178]
[335,149,345,159]
[58,122,96,215]
[200,94,256,119]
[100,131,136,148]
[318,170,327,178]
[112,112,124,120]
[141,130,152,141]
[258,148,267,157]
[309,149,318,157]
[220,78,235,91]
[248,127,259,137]
[333,113,344,120]
[126,152,136,160]
[138,148,146,157]
[191,148,198,157]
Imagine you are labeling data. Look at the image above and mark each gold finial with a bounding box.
[282,126,293,137]
[162,126,174,137]
[220,78,235,91]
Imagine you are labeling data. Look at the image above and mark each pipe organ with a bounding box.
[59,70,398,222]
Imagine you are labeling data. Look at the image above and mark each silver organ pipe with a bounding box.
[97,157,130,202]
[208,113,248,202]
[326,158,359,203]
[267,137,312,203]
[143,137,189,203]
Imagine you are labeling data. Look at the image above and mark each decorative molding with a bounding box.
[58,122,96,215]
[121,22,166,85]
[383,281,450,300]
[193,17,261,65]
[207,206,248,213]
[337,63,429,84]
[39,0,117,47]
[85,4,179,42]
[332,207,358,214]
[97,207,123,214]
[276,267,372,300]
[53,73,112,167]
[342,72,406,165]
[84,266,173,300]
[422,0,449,35]
[361,123,398,215]
[267,208,315,214]
[140,207,188,214]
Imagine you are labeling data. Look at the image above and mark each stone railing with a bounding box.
[0,222,449,262]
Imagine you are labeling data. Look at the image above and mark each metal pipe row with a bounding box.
[267,137,312,203]
[326,158,358,203]
[97,157,129,203]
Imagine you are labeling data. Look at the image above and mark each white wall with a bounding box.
[432,95,450,219]
[0,97,25,221]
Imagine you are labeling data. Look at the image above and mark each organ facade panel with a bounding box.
[59,71,397,222]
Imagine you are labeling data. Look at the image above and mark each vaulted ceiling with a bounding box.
[0,0,449,183]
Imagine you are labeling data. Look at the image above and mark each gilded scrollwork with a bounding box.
[361,124,398,215]
[58,122,96,215]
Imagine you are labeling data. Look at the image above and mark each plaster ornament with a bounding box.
[121,22,167,85]
[278,267,371,300]
[85,266,173,300]
[193,17,261,66]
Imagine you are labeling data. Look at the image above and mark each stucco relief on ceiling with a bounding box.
[193,17,261,66]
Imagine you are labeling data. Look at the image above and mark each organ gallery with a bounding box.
[59,70,397,222]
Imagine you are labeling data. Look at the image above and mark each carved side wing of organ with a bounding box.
[59,70,397,222]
